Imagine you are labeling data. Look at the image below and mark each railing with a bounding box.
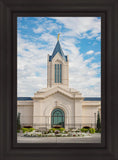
[19,115,97,129]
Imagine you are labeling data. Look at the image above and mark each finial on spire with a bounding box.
[57,33,60,41]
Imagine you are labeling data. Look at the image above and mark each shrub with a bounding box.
[95,128,101,133]
[17,130,20,133]
[21,128,35,133]
[37,134,42,137]
[97,111,101,131]
[89,128,95,134]
[81,128,88,133]
[17,112,21,130]
[21,128,28,133]
[49,128,65,133]
[49,128,56,133]
[28,128,35,132]
[58,128,65,132]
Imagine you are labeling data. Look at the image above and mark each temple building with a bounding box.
[17,34,101,129]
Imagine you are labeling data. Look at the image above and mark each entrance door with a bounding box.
[51,108,65,128]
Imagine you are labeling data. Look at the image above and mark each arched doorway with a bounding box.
[51,108,65,128]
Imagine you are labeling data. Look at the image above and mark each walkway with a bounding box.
[17,133,101,143]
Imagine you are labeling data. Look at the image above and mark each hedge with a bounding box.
[21,128,35,133]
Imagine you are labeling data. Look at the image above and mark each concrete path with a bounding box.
[17,133,101,143]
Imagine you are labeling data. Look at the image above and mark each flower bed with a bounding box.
[23,128,92,137]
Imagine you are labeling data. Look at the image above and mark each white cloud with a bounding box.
[33,27,44,33]
[52,17,101,40]
[18,32,101,97]
[17,33,48,96]
[40,33,56,44]
[33,20,62,34]
[86,50,94,55]
[96,36,101,41]
[91,63,100,69]
[95,51,101,55]
[17,17,101,97]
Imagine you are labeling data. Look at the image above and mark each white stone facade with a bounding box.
[17,38,101,129]
[17,98,101,129]
[47,53,69,88]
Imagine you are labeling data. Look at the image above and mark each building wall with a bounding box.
[17,99,101,129]
[82,101,101,128]
[74,99,83,128]
[17,101,33,127]
[47,53,69,88]
[33,92,78,129]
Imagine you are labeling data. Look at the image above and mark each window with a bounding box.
[55,64,62,83]
[51,108,65,128]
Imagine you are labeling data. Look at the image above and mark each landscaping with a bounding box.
[20,127,98,137]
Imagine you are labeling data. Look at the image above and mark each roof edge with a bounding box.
[17,97,101,101]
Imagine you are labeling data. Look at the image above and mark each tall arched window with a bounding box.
[51,108,65,128]
[55,64,62,83]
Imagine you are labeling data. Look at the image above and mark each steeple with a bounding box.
[47,34,69,88]
[57,33,60,41]
[49,34,67,62]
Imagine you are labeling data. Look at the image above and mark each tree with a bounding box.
[17,112,21,130]
[97,111,101,131]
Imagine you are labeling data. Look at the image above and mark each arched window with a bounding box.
[55,64,62,83]
[51,108,65,128]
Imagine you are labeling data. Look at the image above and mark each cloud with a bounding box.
[33,27,44,33]
[86,50,94,55]
[52,17,101,40]
[96,36,101,41]
[91,63,100,69]
[40,33,56,44]
[95,51,101,55]
[33,19,62,34]
[17,33,48,96]
[17,17,101,97]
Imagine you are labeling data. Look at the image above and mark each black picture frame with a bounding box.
[0,0,118,160]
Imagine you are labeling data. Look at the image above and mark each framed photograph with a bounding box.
[0,0,118,160]
[17,17,102,144]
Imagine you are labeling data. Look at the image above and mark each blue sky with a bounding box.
[17,17,101,97]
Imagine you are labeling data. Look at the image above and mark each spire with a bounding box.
[57,33,60,41]
[48,34,68,62]
[52,42,66,61]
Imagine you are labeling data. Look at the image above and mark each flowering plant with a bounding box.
[47,133,55,137]
[23,129,92,137]
[55,130,60,134]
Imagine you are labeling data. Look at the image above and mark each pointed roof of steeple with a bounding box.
[49,34,68,62]
[51,40,66,61]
